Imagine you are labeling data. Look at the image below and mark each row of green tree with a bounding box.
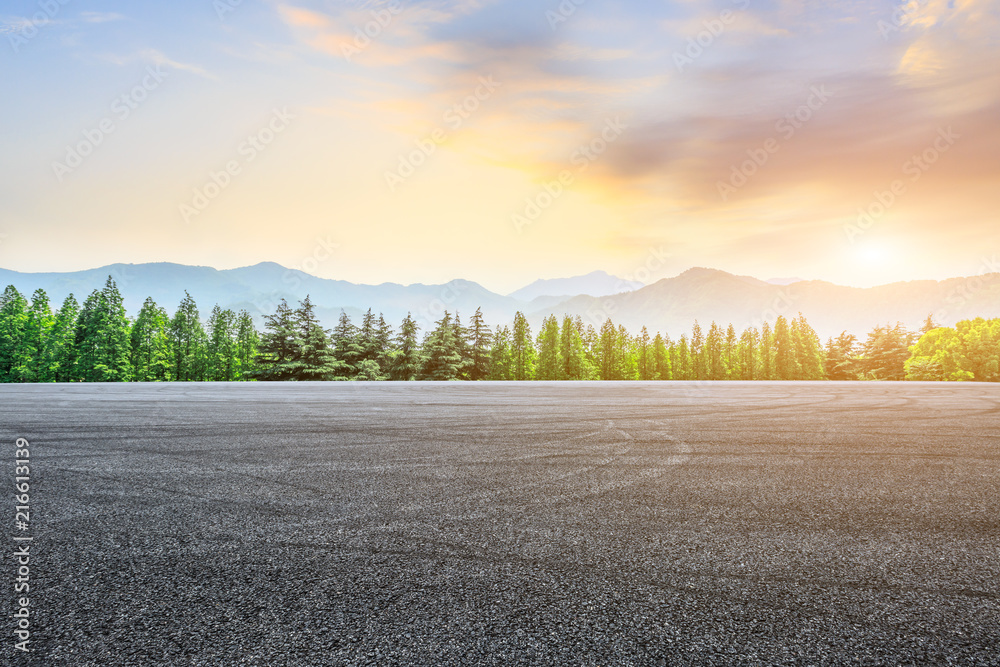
[0,279,258,383]
[1,278,997,382]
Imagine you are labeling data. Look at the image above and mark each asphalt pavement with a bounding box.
[2,381,999,665]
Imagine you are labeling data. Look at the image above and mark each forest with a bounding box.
[1,277,998,383]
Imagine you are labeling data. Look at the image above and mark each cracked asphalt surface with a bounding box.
[2,381,999,665]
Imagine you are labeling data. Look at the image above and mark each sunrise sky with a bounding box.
[1,0,997,293]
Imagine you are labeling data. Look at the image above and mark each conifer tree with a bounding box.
[49,294,80,382]
[535,314,563,380]
[773,316,798,380]
[420,311,461,380]
[254,299,298,381]
[206,305,238,381]
[467,307,493,381]
[168,291,207,382]
[691,320,707,380]
[131,297,172,382]
[235,310,260,380]
[652,332,672,380]
[332,311,363,378]
[0,286,28,382]
[559,315,592,380]
[389,313,421,381]
[511,311,535,381]
[75,277,133,382]
[489,325,513,381]
[291,296,346,381]
[21,289,54,382]
[759,321,774,380]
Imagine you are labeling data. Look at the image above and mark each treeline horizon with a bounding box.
[1,277,998,384]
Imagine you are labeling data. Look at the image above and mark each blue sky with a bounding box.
[2,0,998,291]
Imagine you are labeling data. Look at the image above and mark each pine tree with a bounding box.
[389,313,421,381]
[618,324,638,380]
[672,335,692,380]
[235,310,260,380]
[773,315,798,380]
[451,312,473,380]
[691,320,707,380]
[49,294,80,382]
[792,314,825,380]
[420,311,461,380]
[724,324,738,380]
[292,296,346,381]
[759,321,774,380]
[824,332,858,381]
[75,278,133,382]
[131,297,172,382]
[206,305,238,381]
[168,291,207,382]
[598,318,619,380]
[652,333,672,380]
[359,309,378,363]
[535,315,563,380]
[468,308,493,381]
[0,286,28,382]
[21,289,54,382]
[374,314,395,376]
[331,311,363,378]
[737,327,759,380]
[705,322,725,380]
[559,315,592,380]
[511,311,535,381]
[254,299,298,381]
[489,325,513,380]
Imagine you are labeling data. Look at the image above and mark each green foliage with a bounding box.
[906,318,1000,381]
[75,277,133,382]
[420,311,462,380]
[168,291,207,382]
[535,315,563,380]
[511,311,535,381]
[389,313,421,381]
[4,276,998,385]
[467,308,493,381]
[0,286,29,382]
[131,297,173,382]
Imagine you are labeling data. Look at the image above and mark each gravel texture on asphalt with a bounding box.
[2,381,999,666]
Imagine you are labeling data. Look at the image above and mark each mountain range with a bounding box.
[1,263,998,340]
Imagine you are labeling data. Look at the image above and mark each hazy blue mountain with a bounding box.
[508,270,643,302]
[0,263,522,332]
[529,267,1000,339]
[2,263,998,339]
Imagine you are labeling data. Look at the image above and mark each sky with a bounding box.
[1,0,998,294]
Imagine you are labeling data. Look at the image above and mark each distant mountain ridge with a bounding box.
[508,270,643,301]
[1,263,998,339]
